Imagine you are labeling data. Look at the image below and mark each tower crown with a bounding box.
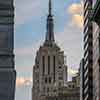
[45,0,55,44]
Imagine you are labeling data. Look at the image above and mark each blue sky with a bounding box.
[15,0,83,100]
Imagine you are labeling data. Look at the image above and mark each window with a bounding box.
[59,82,61,86]
[59,76,63,80]
[49,77,51,83]
[45,77,47,83]
[47,87,49,92]
[43,87,45,92]
[48,56,50,74]
[59,66,61,69]
[73,85,75,88]
[42,56,45,75]
[37,65,39,68]
[37,80,39,83]
[53,56,55,82]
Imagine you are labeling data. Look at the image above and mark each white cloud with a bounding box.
[68,3,82,14]
[71,14,83,28]
[68,67,78,76]
[16,77,32,87]
[67,2,83,28]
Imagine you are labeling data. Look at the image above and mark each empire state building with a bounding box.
[32,0,67,100]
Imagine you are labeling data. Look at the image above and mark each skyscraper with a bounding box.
[83,0,93,99]
[92,0,100,99]
[0,0,16,100]
[32,0,67,100]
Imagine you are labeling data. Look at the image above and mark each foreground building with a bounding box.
[83,0,93,99]
[82,0,100,100]
[92,0,100,99]
[32,0,67,100]
[0,0,16,100]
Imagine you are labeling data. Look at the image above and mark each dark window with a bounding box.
[37,80,39,83]
[42,56,45,75]
[47,87,49,92]
[43,87,45,92]
[48,56,50,74]
[45,77,47,83]
[59,66,61,69]
[59,76,63,80]
[49,77,51,83]
[59,82,61,86]
[69,85,71,88]
[53,56,55,82]
[37,65,39,68]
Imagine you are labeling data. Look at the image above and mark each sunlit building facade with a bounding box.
[32,0,67,100]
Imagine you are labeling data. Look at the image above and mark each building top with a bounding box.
[44,0,55,46]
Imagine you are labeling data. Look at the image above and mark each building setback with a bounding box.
[45,72,80,100]
[83,0,93,99]
[0,0,16,100]
[92,0,100,99]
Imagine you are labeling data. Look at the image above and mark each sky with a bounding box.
[14,0,83,100]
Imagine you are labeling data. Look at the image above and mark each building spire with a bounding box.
[49,0,52,15]
[45,0,55,44]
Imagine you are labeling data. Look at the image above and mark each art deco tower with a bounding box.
[0,0,16,100]
[32,0,67,100]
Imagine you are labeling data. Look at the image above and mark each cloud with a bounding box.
[68,67,78,75]
[72,14,83,28]
[68,3,82,14]
[16,77,32,87]
[67,2,83,28]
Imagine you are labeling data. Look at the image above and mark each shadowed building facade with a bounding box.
[83,0,93,100]
[32,0,67,100]
[92,0,100,99]
[81,0,100,100]
[0,0,16,100]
